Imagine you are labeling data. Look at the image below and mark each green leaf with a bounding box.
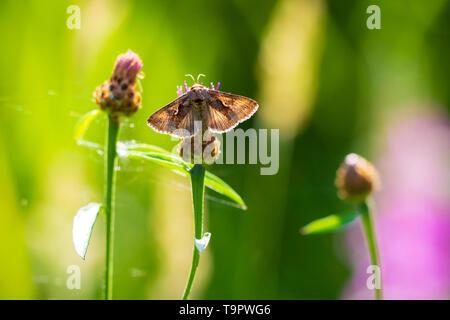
[300,212,359,235]
[127,150,247,210]
[204,171,247,210]
[125,151,190,172]
[74,109,102,143]
[74,114,247,210]
[72,203,103,259]
[123,141,171,154]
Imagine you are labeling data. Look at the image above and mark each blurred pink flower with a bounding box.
[343,109,450,299]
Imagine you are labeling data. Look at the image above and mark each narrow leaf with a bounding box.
[300,212,359,235]
[74,109,101,143]
[76,135,248,210]
[73,203,102,259]
[123,143,247,210]
[123,141,171,154]
[205,171,247,210]
[125,151,191,172]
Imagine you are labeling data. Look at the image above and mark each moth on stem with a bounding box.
[147,75,258,299]
[301,153,382,300]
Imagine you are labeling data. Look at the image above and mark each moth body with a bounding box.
[148,82,259,138]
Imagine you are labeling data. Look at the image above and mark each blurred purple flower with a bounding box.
[95,50,143,119]
[112,50,143,85]
[343,110,450,299]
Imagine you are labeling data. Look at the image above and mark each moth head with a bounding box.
[190,83,205,90]
[185,74,206,87]
[191,86,206,105]
[185,75,207,105]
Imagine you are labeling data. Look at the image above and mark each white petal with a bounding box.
[194,232,211,253]
[72,203,102,259]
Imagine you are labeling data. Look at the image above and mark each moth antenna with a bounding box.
[196,74,206,83]
[185,74,195,84]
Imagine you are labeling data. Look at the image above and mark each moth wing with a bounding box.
[147,94,195,138]
[207,90,259,133]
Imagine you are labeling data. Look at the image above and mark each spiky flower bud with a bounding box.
[335,153,380,202]
[95,50,143,121]
[178,131,221,164]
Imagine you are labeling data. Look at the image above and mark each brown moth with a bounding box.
[147,78,259,138]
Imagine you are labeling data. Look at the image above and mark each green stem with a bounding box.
[358,201,382,300]
[104,116,120,300]
[182,164,206,300]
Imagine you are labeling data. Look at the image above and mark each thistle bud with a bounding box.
[178,131,221,164]
[95,50,143,121]
[335,153,379,202]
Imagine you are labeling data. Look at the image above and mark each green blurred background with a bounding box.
[0,0,448,299]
